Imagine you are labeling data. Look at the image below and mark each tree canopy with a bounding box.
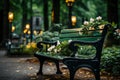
[5,0,119,33]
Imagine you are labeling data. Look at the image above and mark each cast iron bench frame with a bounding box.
[34,24,110,80]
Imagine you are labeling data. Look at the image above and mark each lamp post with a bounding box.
[65,0,75,28]
[8,12,14,53]
[8,12,14,39]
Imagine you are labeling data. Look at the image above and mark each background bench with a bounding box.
[34,24,110,80]
[6,36,23,54]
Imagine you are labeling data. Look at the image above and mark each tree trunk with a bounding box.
[2,0,9,48]
[0,10,3,45]
[22,0,28,31]
[43,0,49,31]
[107,0,118,26]
[106,0,119,46]
[52,0,60,24]
[30,0,33,42]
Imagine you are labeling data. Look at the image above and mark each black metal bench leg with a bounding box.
[54,60,62,74]
[37,58,45,75]
[65,64,76,80]
[69,70,76,80]
[94,69,100,80]
[63,60,76,80]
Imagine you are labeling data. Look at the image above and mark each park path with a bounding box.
[0,50,116,80]
[0,50,67,80]
[0,50,39,80]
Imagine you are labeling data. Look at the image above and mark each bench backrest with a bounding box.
[59,26,106,42]
[68,24,110,59]
[37,24,110,58]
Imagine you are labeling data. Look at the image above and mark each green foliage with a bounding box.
[35,31,59,42]
[34,35,42,43]
[9,42,38,56]
[93,0,107,18]
[74,0,97,19]
[10,0,22,20]
[78,45,96,55]
[49,23,63,32]
[51,41,96,58]
[22,47,37,55]
[42,31,59,41]
[51,41,72,56]
[101,46,120,75]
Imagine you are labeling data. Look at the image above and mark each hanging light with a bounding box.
[8,12,14,22]
[23,29,28,34]
[65,0,75,6]
[71,16,76,26]
[28,30,31,35]
[12,26,15,32]
[25,24,30,29]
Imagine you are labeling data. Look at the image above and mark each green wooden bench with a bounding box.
[34,24,110,80]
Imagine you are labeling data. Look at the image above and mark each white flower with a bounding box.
[89,27,94,30]
[118,33,120,36]
[114,29,120,39]
[98,25,104,29]
[96,16,102,20]
[57,48,61,52]
[90,18,94,23]
[115,29,120,33]
[54,49,57,53]
[84,21,89,26]
[57,40,60,45]
[68,39,72,43]
[47,45,55,51]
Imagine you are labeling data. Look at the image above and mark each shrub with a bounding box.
[35,31,59,42]
[101,46,120,76]
[49,23,62,32]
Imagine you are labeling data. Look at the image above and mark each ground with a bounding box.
[0,50,120,80]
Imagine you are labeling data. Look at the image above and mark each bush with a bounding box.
[35,31,59,42]
[9,42,39,56]
[101,46,120,76]
[49,23,62,32]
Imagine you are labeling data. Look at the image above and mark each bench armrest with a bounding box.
[68,40,100,56]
